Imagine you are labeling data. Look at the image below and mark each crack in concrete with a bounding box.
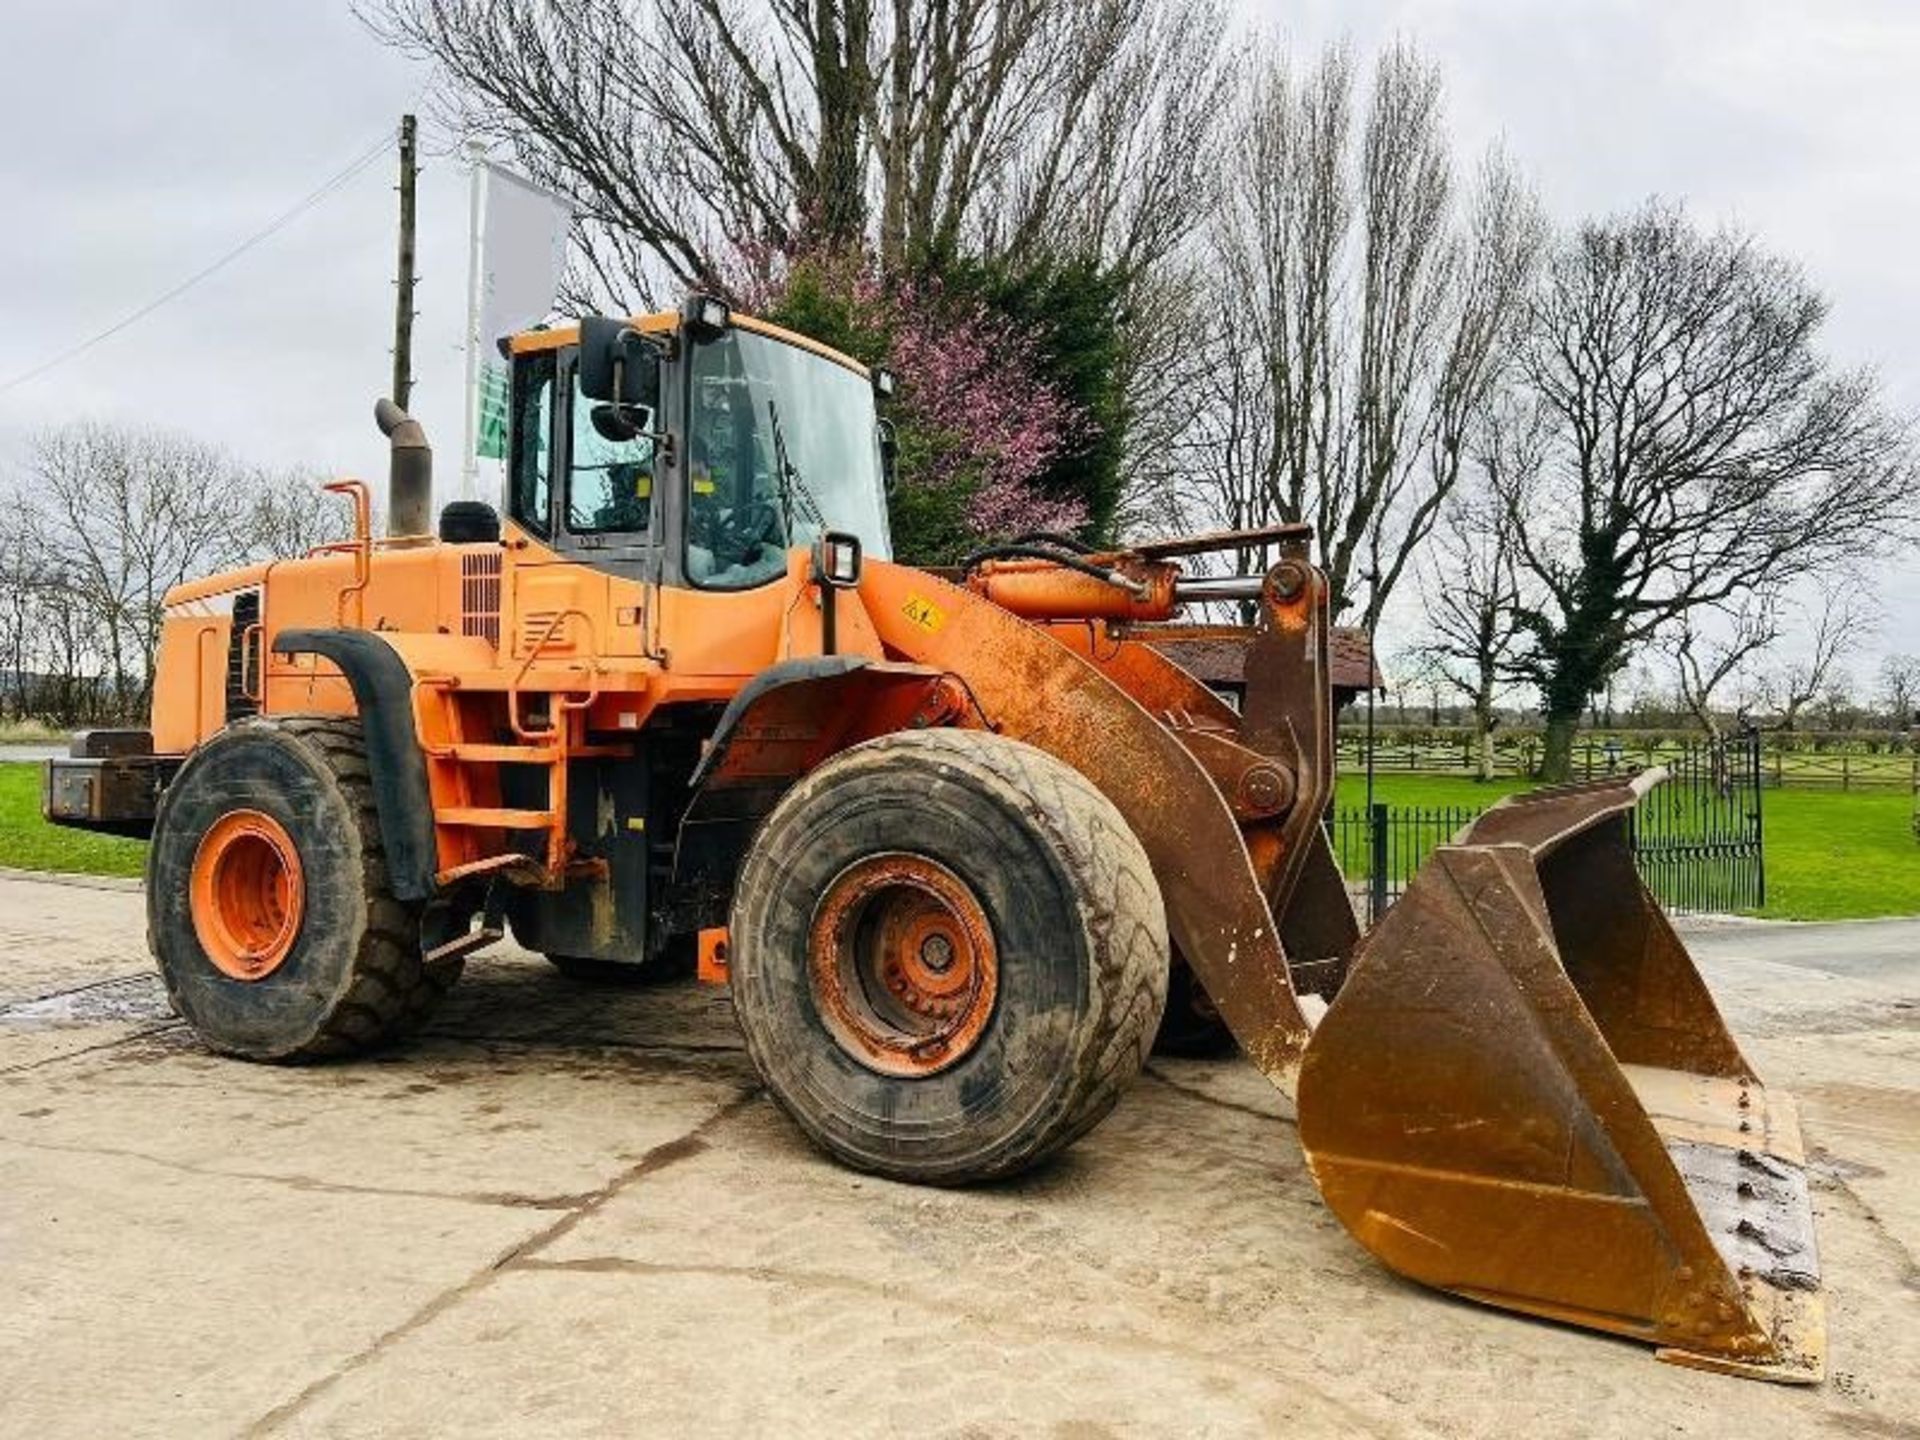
[0,1131,599,1212]
[0,1020,185,1076]
[241,1087,761,1438]
[1142,1064,1297,1127]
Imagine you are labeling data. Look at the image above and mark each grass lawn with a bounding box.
[0,763,146,879]
[2,760,1914,920]
[1339,773,1531,810]
[1748,787,1920,921]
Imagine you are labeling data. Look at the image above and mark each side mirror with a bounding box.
[590,403,646,444]
[877,417,899,494]
[579,316,661,407]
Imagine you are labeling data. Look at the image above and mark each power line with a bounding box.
[0,125,398,398]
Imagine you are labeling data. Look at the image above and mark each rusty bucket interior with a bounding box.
[1296,772,1824,1383]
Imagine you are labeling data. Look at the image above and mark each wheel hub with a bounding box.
[807,853,998,1078]
[190,809,304,981]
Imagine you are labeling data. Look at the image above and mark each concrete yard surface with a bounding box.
[1,868,1916,1438]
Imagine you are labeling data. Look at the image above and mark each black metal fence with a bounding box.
[1323,804,1480,921]
[1335,729,1913,790]
[1629,734,1766,914]
[1326,733,1766,920]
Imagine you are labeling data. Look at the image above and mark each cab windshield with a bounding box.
[685,329,892,588]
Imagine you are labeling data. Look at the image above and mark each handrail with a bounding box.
[238,621,264,704]
[508,606,602,741]
[322,479,372,627]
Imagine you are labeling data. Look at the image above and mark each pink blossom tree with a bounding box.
[731,246,1092,563]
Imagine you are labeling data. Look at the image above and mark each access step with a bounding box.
[436,806,556,829]
[429,743,561,765]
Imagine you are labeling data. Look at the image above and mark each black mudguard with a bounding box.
[272,628,437,901]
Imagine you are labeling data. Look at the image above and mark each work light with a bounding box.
[682,293,731,339]
[814,531,863,587]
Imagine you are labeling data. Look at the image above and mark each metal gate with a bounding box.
[1628,730,1766,914]
[1327,730,1767,920]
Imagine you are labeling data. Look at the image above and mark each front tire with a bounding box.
[728,730,1168,1185]
[148,716,459,1061]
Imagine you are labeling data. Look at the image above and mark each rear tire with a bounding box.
[148,716,460,1061]
[729,730,1168,1185]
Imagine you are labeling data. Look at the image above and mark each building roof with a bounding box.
[1136,625,1382,697]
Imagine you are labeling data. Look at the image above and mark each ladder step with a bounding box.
[432,743,560,764]
[437,806,555,829]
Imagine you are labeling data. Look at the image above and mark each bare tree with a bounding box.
[1170,40,1541,626]
[363,0,1226,303]
[0,504,111,723]
[1878,653,1920,728]
[24,424,254,715]
[1384,644,1450,726]
[1818,669,1860,731]
[7,426,351,721]
[1500,202,1917,779]
[1414,480,1526,779]
[0,523,42,717]
[1666,592,1780,741]
[241,469,350,561]
[1754,585,1873,731]
[0,427,374,724]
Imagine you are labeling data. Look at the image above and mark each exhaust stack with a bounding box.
[374,398,432,539]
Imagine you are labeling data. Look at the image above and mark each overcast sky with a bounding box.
[1,1,1915,673]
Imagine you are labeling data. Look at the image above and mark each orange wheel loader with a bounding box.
[43,298,1823,1382]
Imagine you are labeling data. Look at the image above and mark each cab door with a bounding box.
[505,345,668,662]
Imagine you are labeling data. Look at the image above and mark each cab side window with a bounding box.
[510,353,555,537]
[566,369,654,535]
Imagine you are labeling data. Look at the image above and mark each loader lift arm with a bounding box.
[855,540,1824,1383]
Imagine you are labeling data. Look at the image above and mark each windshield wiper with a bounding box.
[766,397,825,536]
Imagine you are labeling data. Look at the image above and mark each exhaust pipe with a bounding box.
[374,398,432,539]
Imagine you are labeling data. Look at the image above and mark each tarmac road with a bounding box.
[1,868,1916,1438]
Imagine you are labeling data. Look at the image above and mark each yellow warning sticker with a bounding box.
[692,478,717,495]
[902,594,946,632]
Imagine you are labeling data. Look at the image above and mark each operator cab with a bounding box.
[504,296,895,590]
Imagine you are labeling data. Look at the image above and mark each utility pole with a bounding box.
[391,113,418,411]
[459,137,486,502]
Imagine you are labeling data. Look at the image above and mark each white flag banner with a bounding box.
[472,163,572,461]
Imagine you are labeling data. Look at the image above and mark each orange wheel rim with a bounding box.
[807,853,998,1078]
[190,809,305,981]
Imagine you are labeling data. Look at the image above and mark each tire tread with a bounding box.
[149,714,458,1061]
[732,728,1167,1184]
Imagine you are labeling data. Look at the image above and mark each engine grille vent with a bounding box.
[518,609,574,653]
[460,552,502,646]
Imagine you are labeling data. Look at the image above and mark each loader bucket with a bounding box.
[1296,772,1824,1383]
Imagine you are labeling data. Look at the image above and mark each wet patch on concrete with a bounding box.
[0,972,172,1028]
